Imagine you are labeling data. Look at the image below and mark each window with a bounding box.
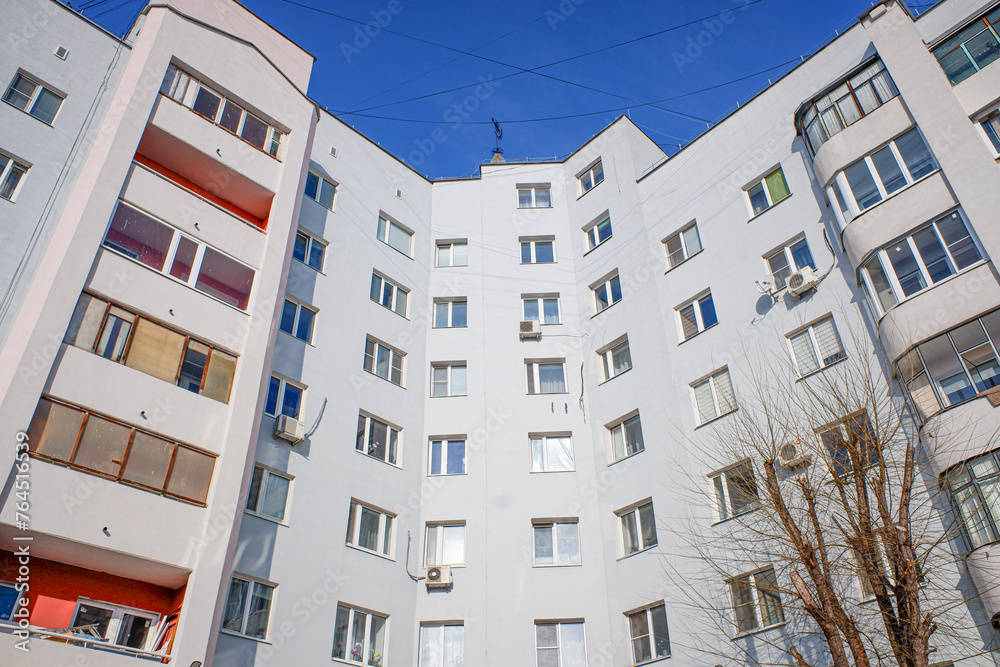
[817,411,878,479]
[946,448,1000,549]
[745,166,790,216]
[765,237,815,289]
[933,8,1000,84]
[304,172,337,209]
[332,604,387,665]
[664,222,702,269]
[599,338,632,381]
[431,363,467,397]
[265,376,304,418]
[977,107,1000,155]
[609,414,644,463]
[356,413,400,466]
[0,152,28,201]
[3,72,63,123]
[592,271,622,313]
[370,272,409,317]
[246,466,291,521]
[160,64,283,156]
[419,623,464,667]
[626,602,671,664]
[0,583,21,622]
[102,202,255,310]
[861,212,982,315]
[346,499,395,557]
[788,316,845,376]
[584,215,612,250]
[65,293,237,402]
[530,435,574,472]
[796,59,899,153]
[677,292,718,340]
[526,360,567,394]
[898,311,1000,421]
[71,600,159,650]
[520,237,556,264]
[535,621,587,667]
[517,184,551,208]
[434,299,467,328]
[376,215,413,256]
[729,567,784,634]
[522,294,560,325]
[293,231,326,271]
[279,298,316,343]
[425,522,465,565]
[364,337,404,386]
[27,397,216,504]
[221,576,274,639]
[579,159,605,193]
[533,520,581,565]
[618,500,657,556]
[828,129,936,223]
[693,368,736,425]
[429,438,466,475]
[436,240,468,267]
[710,461,758,521]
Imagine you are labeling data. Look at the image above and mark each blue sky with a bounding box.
[81,0,937,178]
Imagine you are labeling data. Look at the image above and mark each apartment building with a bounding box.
[2,0,1000,665]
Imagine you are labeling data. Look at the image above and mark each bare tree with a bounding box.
[660,315,989,667]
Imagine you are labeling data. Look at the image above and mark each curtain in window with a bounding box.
[639,503,657,548]
[694,381,717,423]
[538,364,565,393]
[649,604,671,658]
[547,437,574,471]
[679,304,699,339]
[556,523,581,565]
[332,606,350,659]
[715,372,736,415]
[621,512,639,553]
[727,464,758,514]
[682,225,701,256]
[388,223,410,255]
[559,622,587,667]
[222,579,249,632]
[261,473,289,520]
[534,525,554,564]
[358,506,380,551]
[624,417,644,454]
[441,525,464,564]
[350,611,367,661]
[447,441,465,474]
[814,318,845,366]
[731,578,757,632]
[125,319,185,382]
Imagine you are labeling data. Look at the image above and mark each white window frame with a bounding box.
[279,297,317,343]
[221,575,275,639]
[744,166,790,216]
[424,522,466,566]
[728,567,785,635]
[676,291,717,341]
[763,236,815,290]
[975,106,1000,158]
[433,298,468,328]
[584,213,612,251]
[608,412,644,463]
[3,72,64,124]
[617,499,658,557]
[534,621,588,666]
[532,519,582,566]
[520,237,556,264]
[435,240,468,267]
[264,375,305,419]
[578,159,605,194]
[332,604,388,665]
[522,294,561,325]
[787,316,846,377]
[591,271,623,314]
[376,214,414,257]
[419,623,465,667]
[663,221,702,269]
[599,336,632,382]
[525,359,567,395]
[517,183,552,209]
[245,465,292,522]
[709,460,759,522]
[0,152,29,202]
[364,337,405,387]
[370,271,409,318]
[431,362,467,397]
[625,601,671,664]
[304,171,337,210]
[428,437,467,476]
[356,412,401,467]
[346,499,396,558]
[530,433,575,472]
[292,230,326,271]
[692,368,736,426]
[70,598,160,650]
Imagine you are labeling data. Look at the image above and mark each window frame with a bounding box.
[376,214,414,257]
[591,271,623,314]
[292,230,327,271]
[599,336,632,382]
[245,464,292,523]
[975,105,1000,158]
[430,362,468,397]
[692,368,737,426]
[3,71,64,124]
[418,623,465,667]
[70,598,161,651]
[424,521,467,566]
[728,566,785,636]
[356,412,402,467]
[525,359,568,395]
[346,498,396,558]
[744,166,790,217]
[816,410,878,479]
[709,460,759,522]
[532,519,582,566]
[616,498,658,558]
[787,315,846,378]
[608,412,645,463]
[763,236,816,290]
[363,337,405,387]
[529,433,576,473]
[304,171,337,210]
[578,159,606,195]
[278,297,317,343]
[517,183,552,209]
[435,239,468,267]
[370,272,410,318]
[522,294,561,325]
[221,575,275,640]
[428,437,467,476]
[264,375,306,419]
[520,237,557,264]
[0,151,29,202]
[931,10,1000,84]
[625,601,671,665]
[332,603,388,665]
[534,620,588,667]
[433,298,468,328]
[945,447,1000,550]
[663,221,702,270]
[584,213,612,251]
[676,291,718,341]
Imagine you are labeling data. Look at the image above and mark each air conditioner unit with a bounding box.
[274,414,305,444]
[778,438,812,468]
[519,320,541,340]
[425,564,452,588]
[787,267,820,297]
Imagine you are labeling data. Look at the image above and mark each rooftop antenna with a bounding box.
[492,118,503,157]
